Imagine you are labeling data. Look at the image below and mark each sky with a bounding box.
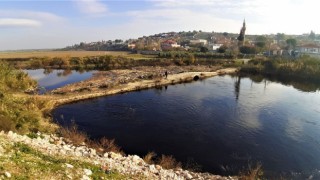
[0,0,319,50]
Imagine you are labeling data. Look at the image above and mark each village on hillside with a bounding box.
[63,21,320,59]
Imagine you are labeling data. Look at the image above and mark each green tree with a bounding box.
[200,46,209,53]
[255,36,267,50]
[309,30,316,40]
[239,46,257,54]
[217,45,228,53]
[286,38,297,49]
[276,33,286,42]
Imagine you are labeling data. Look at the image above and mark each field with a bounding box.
[0,50,156,60]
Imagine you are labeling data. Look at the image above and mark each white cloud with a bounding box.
[74,0,108,16]
[0,18,41,27]
[145,0,320,34]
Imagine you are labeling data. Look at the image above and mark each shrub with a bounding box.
[158,155,181,170]
[58,122,87,145]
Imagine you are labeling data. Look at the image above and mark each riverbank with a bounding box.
[0,130,237,179]
[42,66,238,106]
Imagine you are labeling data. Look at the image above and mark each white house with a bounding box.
[296,44,320,58]
[190,39,208,45]
[296,44,320,54]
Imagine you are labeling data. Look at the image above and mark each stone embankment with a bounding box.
[0,131,237,180]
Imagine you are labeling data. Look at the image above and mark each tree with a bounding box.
[239,46,257,54]
[286,38,297,49]
[276,33,286,41]
[200,46,209,53]
[217,45,228,53]
[255,36,267,49]
[309,30,316,40]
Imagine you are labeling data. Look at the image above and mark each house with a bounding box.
[190,39,208,46]
[296,44,320,54]
[296,44,320,58]
[208,43,223,51]
[161,40,180,50]
[128,43,136,50]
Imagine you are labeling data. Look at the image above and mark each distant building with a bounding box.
[296,44,320,58]
[190,39,208,46]
[161,40,180,50]
[128,43,136,49]
[208,43,223,51]
[297,44,320,54]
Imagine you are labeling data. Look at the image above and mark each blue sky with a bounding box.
[0,0,319,50]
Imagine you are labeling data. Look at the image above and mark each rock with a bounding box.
[109,152,122,159]
[65,163,74,168]
[4,172,11,178]
[89,149,96,157]
[132,155,141,163]
[81,175,90,180]
[185,173,193,179]
[83,168,92,176]
[149,165,158,173]
[155,165,162,171]
[103,152,109,158]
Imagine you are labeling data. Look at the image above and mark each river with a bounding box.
[52,74,320,179]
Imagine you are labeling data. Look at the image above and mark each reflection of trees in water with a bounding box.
[234,76,241,101]
[43,68,53,75]
[62,69,72,76]
[243,73,320,92]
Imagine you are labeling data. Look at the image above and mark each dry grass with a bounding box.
[239,162,264,180]
[0,51,128,59]
[143,151,157,164]
[87,137,123,155]
[0,50,156,60]
[158,155,182,170]
[58,122,123,154]
[58,122,87,146]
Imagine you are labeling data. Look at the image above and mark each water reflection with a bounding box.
[25,69,95,91]
[53,75,320,179]
[240,73,320,92]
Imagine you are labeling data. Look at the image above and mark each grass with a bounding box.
[58,122,123,155]
[0,50,157,61]
[0,51,129,59]
[158,155,182,170]
[143,152,182,170]
[0,138,134,179]
[240,56,320,82]
[239,163,264,180]
[0,62,56,133]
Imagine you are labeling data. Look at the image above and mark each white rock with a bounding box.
[185,173,193,179]
[132,155,141,163]
[65,163,74,168]
[103,152,109,158]
[4,172,11,178]
[155,165,162,171]
[84,168,92,176]
[81,175,90,180]
[109,152,122,159]
[149,165,158,173]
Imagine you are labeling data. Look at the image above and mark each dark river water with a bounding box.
[53,75,320,178]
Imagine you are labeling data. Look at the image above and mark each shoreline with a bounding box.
[45,67,238,107]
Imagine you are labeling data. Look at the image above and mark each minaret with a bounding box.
[238,19,246,46]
